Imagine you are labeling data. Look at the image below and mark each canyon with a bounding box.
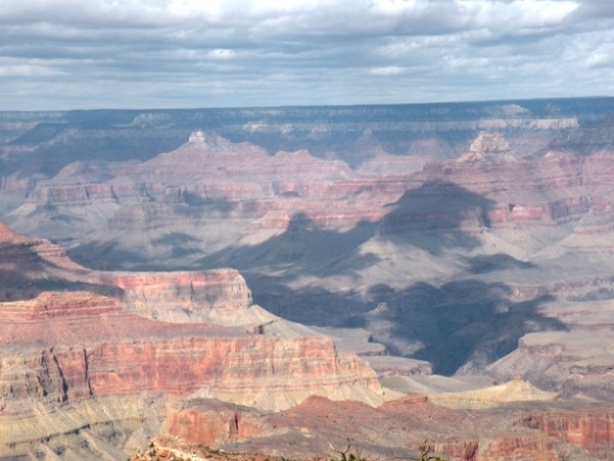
[2,97,614,460]
[0,224,384,459]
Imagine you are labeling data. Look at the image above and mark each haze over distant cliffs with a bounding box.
[3,97,614,460]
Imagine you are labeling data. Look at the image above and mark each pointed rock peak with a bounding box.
[470,131,510,155]
[188,130,206,143]
[458,131,517,163]
[356,127,382,145]
[187,130,234,151]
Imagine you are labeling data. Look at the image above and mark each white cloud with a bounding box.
[586,51,611,69]
[369,66,404,76]
[207,49,236,60]
[0,0,611,109]
[0,58,62,77]
[470,0,579,29]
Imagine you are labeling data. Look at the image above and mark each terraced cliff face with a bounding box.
[1,324,380,410]
[5,102,614,384]
[0,225,383,458]
[4,99,614,459]
[10,128,614,264]
[8,131,614,377]
[99,269,254,322]
[156,395,614,461]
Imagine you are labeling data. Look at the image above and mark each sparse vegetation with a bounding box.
[328,440,448,461]
[410,442,448,461]
[131,438,448,461]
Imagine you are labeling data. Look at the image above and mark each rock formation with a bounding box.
[3,98,614,459]
[428,376,558,409]
[6,120,614,397]
[0,224,383,459]
[155,394,614,461]
[457,131,517,163]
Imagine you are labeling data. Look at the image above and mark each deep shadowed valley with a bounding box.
[3,98,614,460]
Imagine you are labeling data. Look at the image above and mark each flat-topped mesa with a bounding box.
[0,291,122,321]
[458,131,518,163]
[98,269,254,322]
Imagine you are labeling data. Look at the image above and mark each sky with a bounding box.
[1,0,613,110]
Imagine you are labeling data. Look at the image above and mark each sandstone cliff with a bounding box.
[4,99,614,459]
[0,225,384,459]
[98,269,254,322]
[457,132,518,163]
[155,394,614,461]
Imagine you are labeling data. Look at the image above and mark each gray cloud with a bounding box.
[0,0,612,110]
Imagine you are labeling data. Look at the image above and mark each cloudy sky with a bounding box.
[1,0,613,110]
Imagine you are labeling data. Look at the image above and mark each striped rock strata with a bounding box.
[0,224,383,459]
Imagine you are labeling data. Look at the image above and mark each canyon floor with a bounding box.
[2,98,614,460]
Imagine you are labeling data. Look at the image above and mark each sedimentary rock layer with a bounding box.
[0,225,383,459]
[159,395,614,461]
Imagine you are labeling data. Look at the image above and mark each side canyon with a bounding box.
[2,98,614,460]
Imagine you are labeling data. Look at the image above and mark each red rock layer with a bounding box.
[0,224,382,418]
[0,290,121,320]
[1,291,380,412]
[162,395,594,461]
[99,269,253,314]
[519,406,614,451]
[164,399,267,447]
[14,132,614,245]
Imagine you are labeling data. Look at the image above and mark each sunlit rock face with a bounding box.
[158,395,614,461]
[3,98,614,459]
[0,224,383,458]
[457,131,517,163]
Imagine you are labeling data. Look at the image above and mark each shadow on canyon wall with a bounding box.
[0,243,124,302]
[64,180,496,275]
[67,240,152,271]
[221,180,562,375]
[246,274,371,325]
[544,113,614,157]
[199,180,497,276]
[464,253,537,274]
[4,125,191,177]
[198,212,379,277]
[379,180,494,254]
[362,281,566,375]
[26,177,566,375]
[176,194,238,212]
[248,275,566,376]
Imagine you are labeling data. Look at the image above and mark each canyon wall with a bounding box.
[4,99,614,459]
[0,226,383,459]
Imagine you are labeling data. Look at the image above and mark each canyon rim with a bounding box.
[3,98,614,460]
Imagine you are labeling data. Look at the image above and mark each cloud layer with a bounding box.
[1,0,612,109]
